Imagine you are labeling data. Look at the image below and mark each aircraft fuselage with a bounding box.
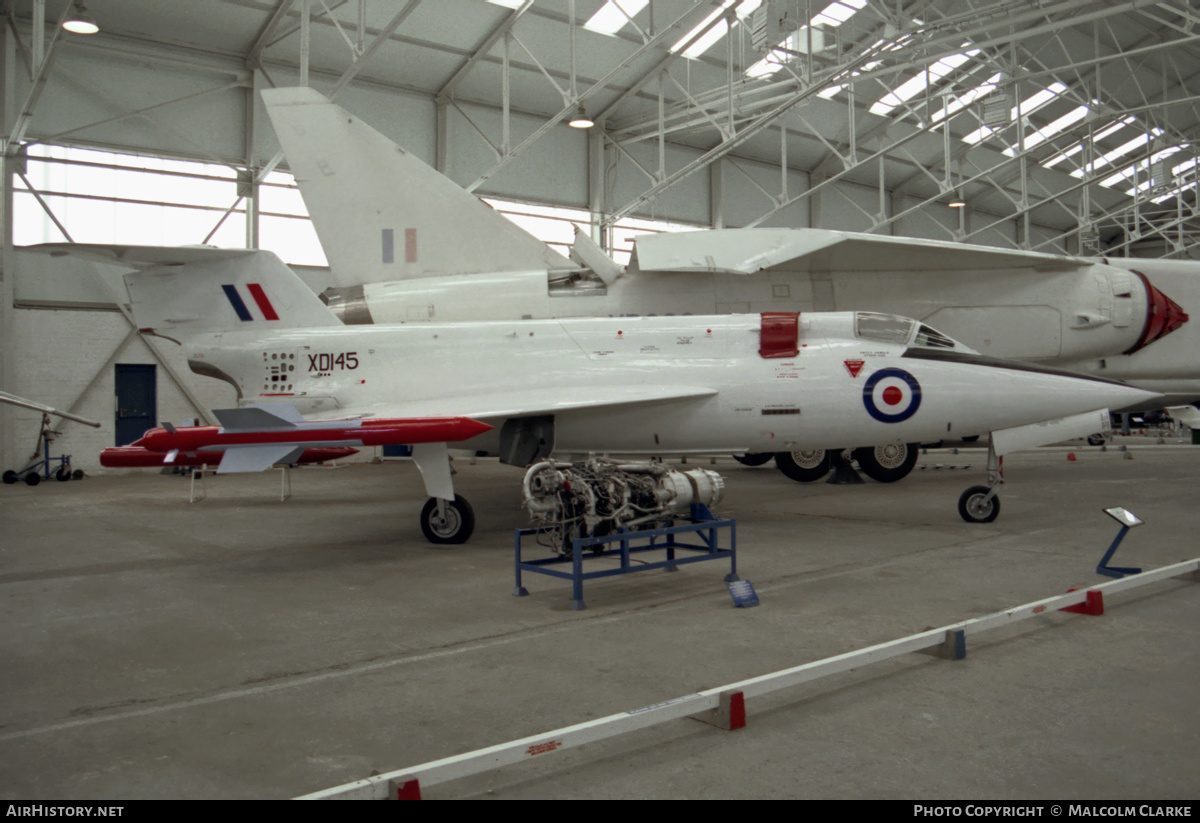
[188,311,1154,459]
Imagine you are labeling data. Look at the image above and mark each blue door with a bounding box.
[115,364,157,446]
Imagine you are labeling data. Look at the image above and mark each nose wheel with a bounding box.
[958,486,1000,523]
[959,439,1002,523]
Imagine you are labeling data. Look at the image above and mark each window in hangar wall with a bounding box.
[14,144,328,266]
[14,145,696,269]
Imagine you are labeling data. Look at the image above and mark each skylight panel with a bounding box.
[486,0,524,8]
[1100,144,1182,188]
[961,82,1069,144]
[1128,155,1195,199]
[1041,117,1135,168]
[1151,180,1196,205]
[813,0,868,27]
[746,48,788,79]
[1069,127,1163,178]
[584,0,649,36]
[870,48,978,117]
[1147,158,1199,203]
[1019,82,1069,116]
[745,0,867,79]
[928,72,1003,125]
[1001,104,1089,156]
[1170,155,1199,182]
[747,29,823,79]
[815,58,883,98]
[673,0,762,59]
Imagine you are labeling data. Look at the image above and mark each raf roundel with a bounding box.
[862,367,922,423]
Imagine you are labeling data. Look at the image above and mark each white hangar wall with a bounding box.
[6,305,238,474]
[4,251,341,473]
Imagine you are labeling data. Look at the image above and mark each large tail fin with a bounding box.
[261,86,573,285]
[120,248,342,340]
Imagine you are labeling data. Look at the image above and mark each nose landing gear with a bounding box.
[959,441,1002,523]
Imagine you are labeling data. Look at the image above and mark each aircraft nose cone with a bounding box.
[901,348,1166,427]
[1128,273,1189,354]
[1106,382,1165,412]
[1048,372,1160,410]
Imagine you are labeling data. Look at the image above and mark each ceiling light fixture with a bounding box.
[948,194,967,208]
[568,105,594,129]
[62,2,99,34]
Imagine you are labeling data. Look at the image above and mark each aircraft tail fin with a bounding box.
[261,86,573,284]
[121,248,342,340]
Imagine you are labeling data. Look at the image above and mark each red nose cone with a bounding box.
[1126,272,1189,354]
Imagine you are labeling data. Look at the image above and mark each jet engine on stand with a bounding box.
[522,458,725,554]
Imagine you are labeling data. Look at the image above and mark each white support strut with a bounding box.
[298,557,1199,799]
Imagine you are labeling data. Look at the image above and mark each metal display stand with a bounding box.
[514,504,737,610]
[1097,507,1144,578]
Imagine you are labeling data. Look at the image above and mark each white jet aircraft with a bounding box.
[47,241,1157,543]
[261,87,1195,483]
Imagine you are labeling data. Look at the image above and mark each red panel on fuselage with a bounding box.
[759,312,800,359]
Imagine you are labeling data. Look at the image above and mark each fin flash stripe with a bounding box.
[247,283,280,321]
[222,284,279,322]
[222,285,252,321]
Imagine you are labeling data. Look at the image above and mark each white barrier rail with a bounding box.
[299,558,1199,800]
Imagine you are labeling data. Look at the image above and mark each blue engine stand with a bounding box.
[513,504,737,610]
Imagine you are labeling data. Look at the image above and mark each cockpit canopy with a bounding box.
[854,312,974,353]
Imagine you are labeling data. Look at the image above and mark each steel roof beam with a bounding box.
[5,0,70,148]
[255,0,422,182]
[462,1,725,193]
[247,0,296,65]
[436,0,534,104]
[607,35,916,226]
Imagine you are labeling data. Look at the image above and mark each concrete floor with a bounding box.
[1,439,1197,800]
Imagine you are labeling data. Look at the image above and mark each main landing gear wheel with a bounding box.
[853,443,919,483]
[733,453,773,467]
[420,495,475,544]
[775,449,830,482]
[958,486,1000,523]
